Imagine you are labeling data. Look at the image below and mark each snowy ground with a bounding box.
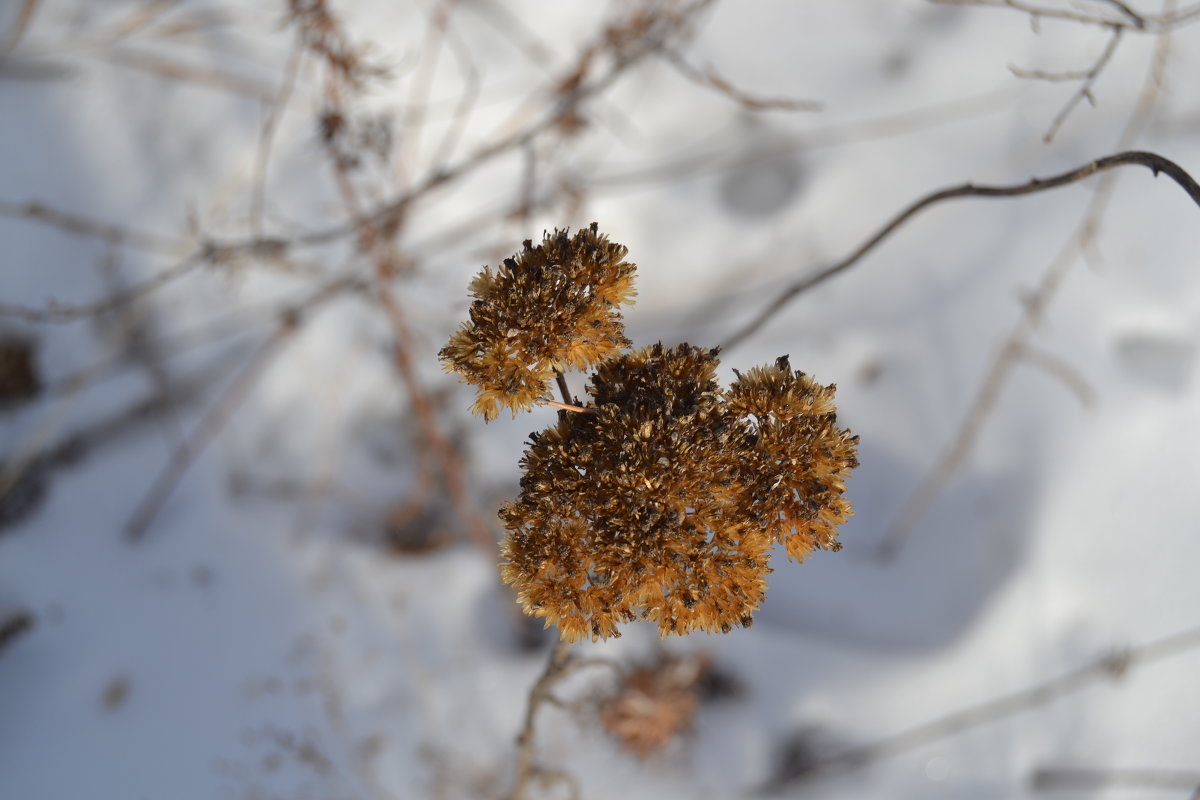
[2,1,1199,799]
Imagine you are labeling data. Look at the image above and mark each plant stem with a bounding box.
[510,638,573,800]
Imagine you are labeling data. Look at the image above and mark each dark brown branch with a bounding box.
[722,150,1200,351]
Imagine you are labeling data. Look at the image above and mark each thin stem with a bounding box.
[544,399,591,414]
[554,370,573,404]
[762,624,1200,791]
[510,639,573,800]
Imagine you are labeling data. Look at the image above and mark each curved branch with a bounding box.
[722,150,1200,350]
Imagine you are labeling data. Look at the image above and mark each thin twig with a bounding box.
[1017,343,1097,408]
[125,277,354,541]
[510,639,574,800]
[928,0,1200,30]
[1031,766,1200,793]
[721,150,1200,351]
[1008,24,1123,142]
[0,254,203,323]
[663,50,822,112]
[2,0,42,53]
[1092,0,1148,27]
[92,46,275,101]
[250,36,304,239]
[0,199,180,253]
[875,4,1178,559]
[544,400,591,414]
[762,624,1200,791]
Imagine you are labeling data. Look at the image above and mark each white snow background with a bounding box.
[1,1,1199,799]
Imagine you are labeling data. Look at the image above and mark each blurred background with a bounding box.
[2,1,1199,798]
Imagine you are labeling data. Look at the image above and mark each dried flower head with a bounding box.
[727,356,859,562]
[597,653,709,758]
[439,223,636,421]
[500,343,857,642]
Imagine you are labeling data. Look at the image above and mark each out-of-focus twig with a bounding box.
[1031,766,1200,794]
[762,624,1200,792]
[928,0,1200,30]
[2,0,42,53]
[250,37,304,239]
[92,46,275,100]
[1008,24,1123,142]
[125,275,358,542]
[0,199,179,253]
[509,640,575,800]
[663,50,822,112]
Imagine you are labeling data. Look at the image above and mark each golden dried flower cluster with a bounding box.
[439,222,635,421]
[500,344,857,641]
[442,226,858,642]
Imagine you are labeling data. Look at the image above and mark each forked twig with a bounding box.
[1008,24,1123,142]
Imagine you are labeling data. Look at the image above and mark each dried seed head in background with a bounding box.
[500,343,858,642]
[439,223,636,421]
[597,652,711,758]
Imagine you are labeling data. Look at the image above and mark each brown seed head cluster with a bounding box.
[439,223,636,421]
[500,344,858,641]
[442,226,858,642]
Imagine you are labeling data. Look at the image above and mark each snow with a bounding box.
[2,1,1199,798]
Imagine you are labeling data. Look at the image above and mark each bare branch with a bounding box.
[764,624,1200,790]
[1031,766,1200,793]
[125,276,356,542]
[1017,343,1097,407]
[663,50,822,112]
[510,640,576,800]
[875,11,1175,559]
[1008,24,1123,142]
[928,0,1200,30]
[722,150,1200,351]
[0,199,179,253]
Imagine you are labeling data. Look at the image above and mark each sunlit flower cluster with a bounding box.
[443,227,857,641]
[439,222,636,421]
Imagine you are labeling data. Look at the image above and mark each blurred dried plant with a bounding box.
[597,652,710,758]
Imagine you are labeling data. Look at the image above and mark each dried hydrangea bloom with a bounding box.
[439,223,636,420]
[500,343,857,642]
[727,356,859,562]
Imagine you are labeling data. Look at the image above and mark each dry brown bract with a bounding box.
[438,223,636,421]
[500,344,857,642]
